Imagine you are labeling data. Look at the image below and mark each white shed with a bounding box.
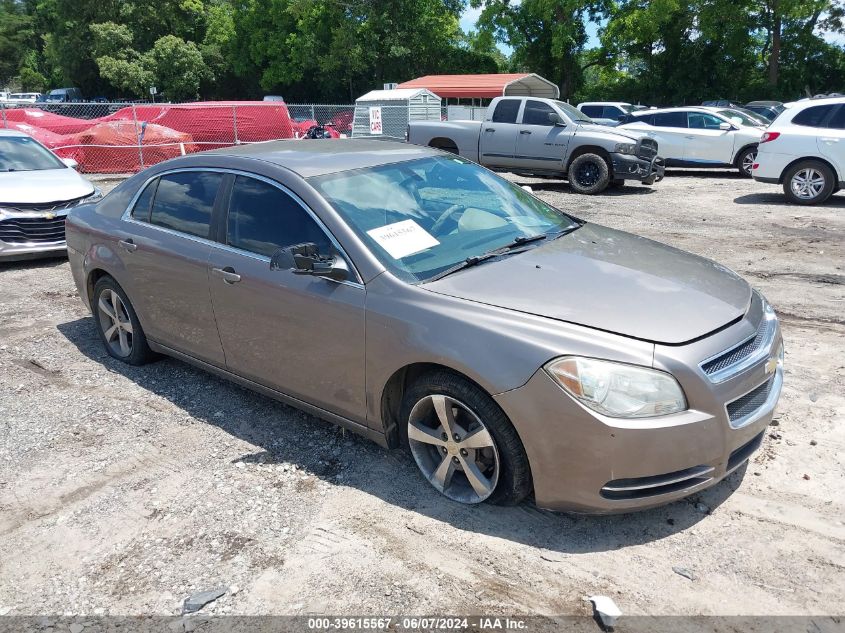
[352,88,441,138]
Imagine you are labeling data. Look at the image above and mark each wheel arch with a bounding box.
[778,155,841,184]
[428,137,459,154]
[733,142,759,167]
[565,145,613,173]
[86,268,112,306]
[379,362,494,449]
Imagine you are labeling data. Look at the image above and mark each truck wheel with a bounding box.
[568,154,610,194]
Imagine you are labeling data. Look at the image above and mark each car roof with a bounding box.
[630,106,713,115]
[195,139,441,178]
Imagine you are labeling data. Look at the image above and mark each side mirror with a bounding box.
[62,157,78,169]
[270,242,349,282]
[547,112,566,126]
[719,121,733,131]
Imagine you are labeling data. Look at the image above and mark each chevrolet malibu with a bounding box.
[65,140,783,513]
[0,130,102,261]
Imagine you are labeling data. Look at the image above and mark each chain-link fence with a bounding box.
[0,101,441,174]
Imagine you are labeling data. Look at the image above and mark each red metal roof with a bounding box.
[397,74,558,99]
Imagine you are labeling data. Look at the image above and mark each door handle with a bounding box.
[484,127,495,132]
[212,267,241,284]
[118,238,137,252]
[520,130,532,135]
[684,135,696,139]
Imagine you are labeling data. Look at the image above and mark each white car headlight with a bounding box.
[545,356,687,418]
[614,142,637,155]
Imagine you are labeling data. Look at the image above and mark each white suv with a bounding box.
[752,96,844,205]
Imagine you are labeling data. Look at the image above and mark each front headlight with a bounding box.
[614,142,637,155]
[545,356,687,418]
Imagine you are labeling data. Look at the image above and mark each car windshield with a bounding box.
[0,136,65,171]
[718,109,766,127]
[310,156,580,283]
[555,100,593,123]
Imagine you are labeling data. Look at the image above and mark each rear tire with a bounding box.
[92,276,155,365]
[568,153,611,194]
[400,371,532,506]
[736,145,757,177]
[782,160,835,205]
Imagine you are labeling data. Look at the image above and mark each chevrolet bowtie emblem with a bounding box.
[44,212,56,220]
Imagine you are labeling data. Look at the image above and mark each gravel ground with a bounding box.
[0,170,843,621]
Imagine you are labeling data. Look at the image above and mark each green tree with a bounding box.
[145,35,210,100]
[0,0,35,86]
[472,0,612,99]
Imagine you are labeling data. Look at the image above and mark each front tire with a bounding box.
[92,276,154,365]
[736,145,757,177]
[782,160,835,205]
[568,153,611,194]
[400,371,532,506]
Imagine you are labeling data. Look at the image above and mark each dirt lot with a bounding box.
[0,170,843,622]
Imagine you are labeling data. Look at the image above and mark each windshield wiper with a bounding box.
[426,233,547,282]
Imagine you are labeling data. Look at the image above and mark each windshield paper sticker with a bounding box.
[367,219,440,259]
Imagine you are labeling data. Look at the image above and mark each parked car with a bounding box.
[407,96,664,195]
[619,106,763,176]
[744,101,785,122]
[0,91,10,101]
[8,92,42,103]
[576,102,634,126]
[45,87,84,102]
[0,130,101,261]
[65,139,783,513]
[752,96,844,205]
[701,100,742,109]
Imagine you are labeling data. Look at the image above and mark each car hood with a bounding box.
[423,223,751,345]
[575,123,648,143]
[0,168,94,204]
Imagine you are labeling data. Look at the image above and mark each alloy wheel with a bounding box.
[407,394,500,504]
[790,168,826,200]
[741,150,757,176]
[97,289,134,358]
[576,161,600,187]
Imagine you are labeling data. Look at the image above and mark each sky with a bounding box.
[459,6,843,55]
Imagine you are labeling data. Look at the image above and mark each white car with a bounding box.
[9,92,42,103]
[619,106,764,176]
[577,102,634,126]
[0,130,102,261]
[752,96,844,205]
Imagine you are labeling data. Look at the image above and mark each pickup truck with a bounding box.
[407,96,664,194]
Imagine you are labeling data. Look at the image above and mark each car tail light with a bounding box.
[761,132,780,143]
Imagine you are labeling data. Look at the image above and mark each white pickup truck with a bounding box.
[407,96,664,194]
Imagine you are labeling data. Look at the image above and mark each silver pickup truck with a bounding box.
[407,96,664,194]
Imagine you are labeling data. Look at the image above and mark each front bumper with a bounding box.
[611,153,665,184]
[494,313,783,514]
[0,210,69,262]
[0,238,67,262]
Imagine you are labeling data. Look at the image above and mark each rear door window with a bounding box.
[226,175,331,257]
[827,105,845,130]
[131,179,158,222]
[793,105,835,128]
[491,99,521,124]
[654,112,688,128]
[149,171,222,239]
[579,105,603,118]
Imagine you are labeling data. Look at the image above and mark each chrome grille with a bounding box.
[0,215,67,244]
[637,138,658,160]
[0,196,88,213]
[702,319,768,376]
[727,377,775,423]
